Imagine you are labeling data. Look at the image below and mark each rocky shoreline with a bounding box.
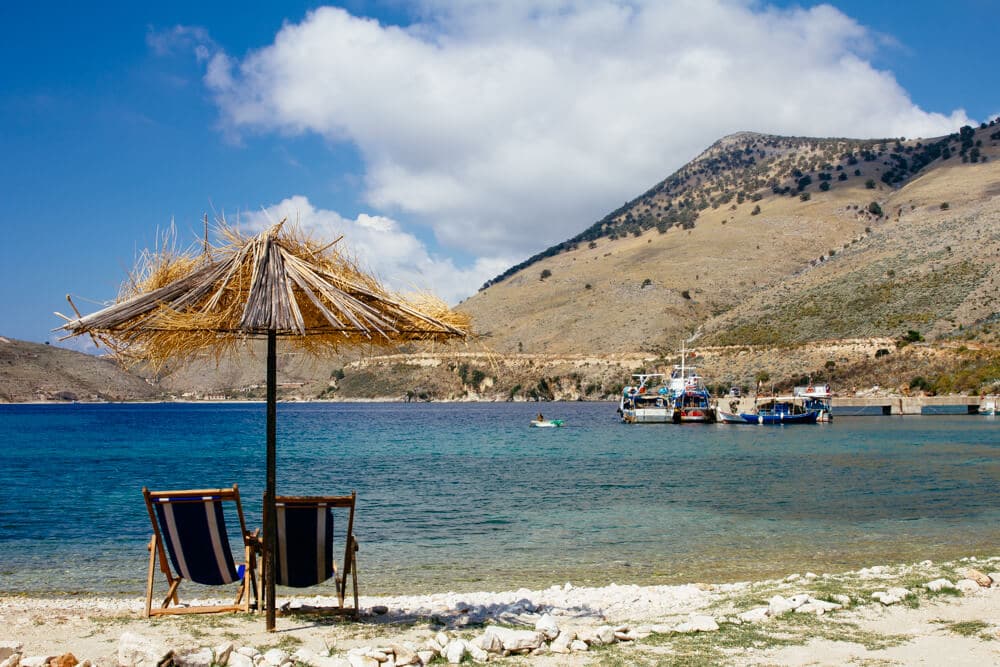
[2,556,998,666]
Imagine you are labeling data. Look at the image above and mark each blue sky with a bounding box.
[1,1,996,345]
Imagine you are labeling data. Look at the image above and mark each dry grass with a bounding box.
[59,221,470,371]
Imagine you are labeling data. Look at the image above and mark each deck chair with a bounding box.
[267,492,360,617]
[142,485,259,617]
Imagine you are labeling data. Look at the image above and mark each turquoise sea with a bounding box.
[1,402,998,597]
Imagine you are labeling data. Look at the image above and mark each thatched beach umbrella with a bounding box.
[58,220,470,629]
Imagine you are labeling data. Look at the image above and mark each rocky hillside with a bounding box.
[6,121,999,402]
[0,337,159,402]
[461,122,1000,357]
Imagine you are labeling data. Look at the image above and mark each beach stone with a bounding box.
[569,640,589,652]
[0,645,22,663]
[795,599,841,615]
[346,656,378,667]
[549,631,574,654]
[313,660,350,667]
[956,579,982,594]
[965,569,993,587]
[441,640,464,665]
[118,632,172,667]
[804,572,818,580]
[673,615,719,633]
[236,648,259,659]
[924,578,955,592]
[471,632,501,655]
[174,648,213,667]
[227,653,254,667]
[477,627,543,653]
[18,658,49,667]
[830,594,852,607]
[263,650,288,667]
[784,573,800,582]
[415,652,435,666]
[534,613,559,640]
[0,655,19,667]
[434,633,449,650]
[371,605,389,615]
[462,640,488,663]
[577,626,615,646]
[738,607,770,623]
[214,643,234,666]
[871,588,910,605]
[386,644,418,667]
[767,595,797,616]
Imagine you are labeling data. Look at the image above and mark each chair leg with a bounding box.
[161,578,181,609]
[350,537,359,616]
[145,536,157,618]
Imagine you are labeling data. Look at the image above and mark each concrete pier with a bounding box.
[831,395,983,415]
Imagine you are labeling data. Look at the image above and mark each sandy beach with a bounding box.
[2,556,998,666]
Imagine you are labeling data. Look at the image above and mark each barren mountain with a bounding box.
[5,122,999,402]
[461,123,1000,357]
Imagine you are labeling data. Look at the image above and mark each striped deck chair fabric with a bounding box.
[142,485,258,617]
[153,493,241,585]
[274,500,334,587]
[269,493,359,616]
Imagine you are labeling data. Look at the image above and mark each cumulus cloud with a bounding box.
[238,196,511,304]
[194,0,970,274]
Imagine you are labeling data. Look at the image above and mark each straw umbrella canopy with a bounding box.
[58,220,470,629]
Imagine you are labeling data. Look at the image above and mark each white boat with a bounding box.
[717,410,748,424]
[619,373,674,423]
[980,396,998,416]
[793,383,833,422]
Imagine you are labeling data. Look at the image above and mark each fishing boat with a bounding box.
[980,396,998,416]
[674,386,716,423]
[793,383,834,422]
[619,374,674,423]
[666,351,716,423]
[738,396,820,424]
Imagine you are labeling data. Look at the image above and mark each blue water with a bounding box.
[1,402,998,596]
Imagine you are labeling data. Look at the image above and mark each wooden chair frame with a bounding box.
[264,491,359,617]
[142,484,259,617]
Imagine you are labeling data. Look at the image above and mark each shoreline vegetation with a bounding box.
[4,336,999,406]
[3,556,998,666]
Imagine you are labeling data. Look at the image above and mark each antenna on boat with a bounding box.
[680,340,686,380]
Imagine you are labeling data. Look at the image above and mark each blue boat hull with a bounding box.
[738,411,819,424]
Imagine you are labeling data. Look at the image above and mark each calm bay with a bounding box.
[1,402,998,597]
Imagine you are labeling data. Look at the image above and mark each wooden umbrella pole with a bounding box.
[265,330,277,631]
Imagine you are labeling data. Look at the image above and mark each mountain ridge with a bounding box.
[4,120,999,402]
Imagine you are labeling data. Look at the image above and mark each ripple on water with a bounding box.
[1,403,998,594]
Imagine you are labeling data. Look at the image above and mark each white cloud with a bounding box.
[196,0,971,276]
[238,196,511,304]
